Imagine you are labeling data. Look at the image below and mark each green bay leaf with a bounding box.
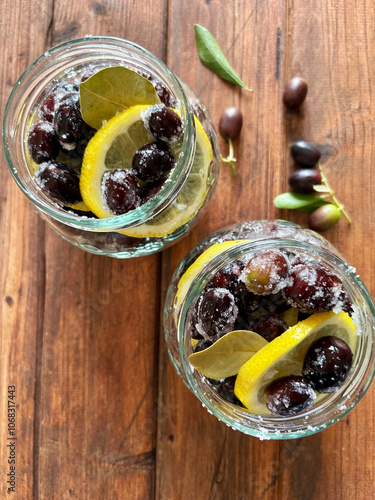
[189,330,268,379]
[79,66,161,129]
[273,192,327,210]
[194,24,251,90]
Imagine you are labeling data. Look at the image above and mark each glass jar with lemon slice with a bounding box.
[164,220,375,439]
[3,36,219,257]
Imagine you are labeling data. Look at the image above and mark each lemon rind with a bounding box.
[234,310,357,414]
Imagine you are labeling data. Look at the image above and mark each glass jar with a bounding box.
[164,220,375,439]
[3,36,219,258]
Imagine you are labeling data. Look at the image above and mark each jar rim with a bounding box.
[2,35,196,231]
[173,224,375,438]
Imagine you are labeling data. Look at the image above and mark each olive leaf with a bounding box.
[194,24,251,91]
[296,201,333,214]
[189,330,268,379]
[273,192,328,210]
[79,66,161,129]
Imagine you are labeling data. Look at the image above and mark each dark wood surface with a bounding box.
[1,1,374,498]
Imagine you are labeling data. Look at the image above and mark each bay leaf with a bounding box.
[194,24,251,91]
[273,192,327,210]
[79,66,161,129]
[189,330,268,379]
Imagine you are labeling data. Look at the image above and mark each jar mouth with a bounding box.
[3,36,195,231]
[176,236,375,439]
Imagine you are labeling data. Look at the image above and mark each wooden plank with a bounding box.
[0,1,53,498]
[279,1,375,499]
[157,1,375,499]
[1,0,374,498]
[38,246,161,499]
[31,1,167,498]
[156,1,288,498]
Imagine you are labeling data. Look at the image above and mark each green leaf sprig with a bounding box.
[194,24,252,91]
[274,162,351,223]
[189,330,268,379]
[273,192,330,213]
[315,162,351,223]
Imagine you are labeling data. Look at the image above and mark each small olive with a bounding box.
[308,204,341,232]
[288,169,322,194]
[303,336,353,393]
[242,250,289,295]
[291,141,321,167]
[283,77,308,110]
[219,107,243,141]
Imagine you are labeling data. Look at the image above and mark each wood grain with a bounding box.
[38,245,161,499]
[0,0,167,499]
[156,0,375,500]
[0,1,52,498]
[0,0,374,498]
[156,1,288,499]
[280,1,375,498]
[34,1,169,497]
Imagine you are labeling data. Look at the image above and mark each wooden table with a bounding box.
[1,0,374,498]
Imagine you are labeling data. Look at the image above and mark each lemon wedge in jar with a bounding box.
[174,240,249,312]
[234,311,357,414]
[122,114,213,238]
[80,105,154,218]
[80,105,213,237]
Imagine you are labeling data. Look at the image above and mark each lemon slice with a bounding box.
[234,310,357,414]
[122,115,214,238]
[80,105,154,218]
[65,200,91,212]
[80,104,213,238]
[174,240,249,313]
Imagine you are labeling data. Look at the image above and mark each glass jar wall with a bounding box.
[164,220,375,439]
[3,36,219,258]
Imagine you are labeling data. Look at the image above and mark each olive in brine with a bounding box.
[265,375,316,416]
[291,141,321,167]
[303,336,353,392]
[34,160,82,205]
[283,77,308,110]
[288,168,322,194]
